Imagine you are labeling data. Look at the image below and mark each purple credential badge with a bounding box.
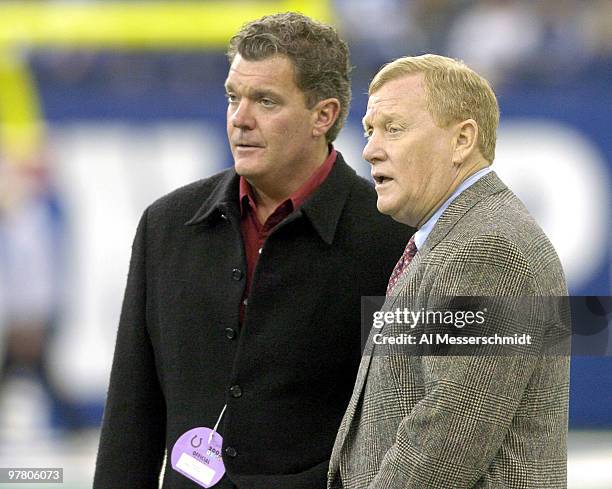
[171,427,226,487]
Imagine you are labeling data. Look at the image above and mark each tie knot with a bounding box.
[405,236,417,257]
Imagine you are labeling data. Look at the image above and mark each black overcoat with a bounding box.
[94,153,412,489]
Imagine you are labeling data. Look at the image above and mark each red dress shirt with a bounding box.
[238,147,337,316]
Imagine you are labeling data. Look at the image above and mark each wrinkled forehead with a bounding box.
[226,54,295,84]
[364,75,427,122]
[363,93,410,128]
[365,93,404,116]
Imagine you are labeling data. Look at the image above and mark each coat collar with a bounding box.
[418,171,507,256]
[184,151,357,245]
[184,169,239,226]
[382,172,506,313]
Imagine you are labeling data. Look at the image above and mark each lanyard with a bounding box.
[208,404,227,444]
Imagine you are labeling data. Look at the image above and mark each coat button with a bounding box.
[225,328,237,340]
[225,446,237,458]
[230,385,242,398]
[232,268,243,281]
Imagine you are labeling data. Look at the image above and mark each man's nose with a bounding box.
[231,100,255,130]
[363,134,386,164]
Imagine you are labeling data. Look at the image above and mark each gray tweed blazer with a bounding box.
[328,172,570,489]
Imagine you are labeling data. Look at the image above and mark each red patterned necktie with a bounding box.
[386,236,417,295]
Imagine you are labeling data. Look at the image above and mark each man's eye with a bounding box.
[387,126,402,134]
[363,129,373,139]
[260,98,276,107]
[225,93,238,103]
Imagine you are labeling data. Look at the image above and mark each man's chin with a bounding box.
[377,200,412,226]
[376,199,395,217]
[234,158,263,178]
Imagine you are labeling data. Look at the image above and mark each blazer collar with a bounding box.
[419,171,507,256]
[184,151,356,245]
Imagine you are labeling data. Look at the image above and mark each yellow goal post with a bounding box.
[0,1,332,164]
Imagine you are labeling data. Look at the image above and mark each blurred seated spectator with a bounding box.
[0,157,72,433]
[446,0,544,85]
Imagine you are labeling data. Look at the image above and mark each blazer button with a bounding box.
[225,446,237,458]
[225,328,237,340]
[230,385,242,398]
[232,268,243,281]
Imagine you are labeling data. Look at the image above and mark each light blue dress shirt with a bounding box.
[413,167,492,251]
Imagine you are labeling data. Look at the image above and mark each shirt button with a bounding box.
[230,385,242,398]
[232,268,243,281]
[225,446,237,458]
[258,247,262,254]
[225,328,237,340]
[242,298,248,306]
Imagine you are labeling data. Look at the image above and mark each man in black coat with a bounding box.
[94,12,412,489]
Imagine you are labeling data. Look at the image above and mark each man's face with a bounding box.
[225,54,317,189]
[363,74,458,227]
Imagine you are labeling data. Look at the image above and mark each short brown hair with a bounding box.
[370,54,499,163]
[227,12,351,143]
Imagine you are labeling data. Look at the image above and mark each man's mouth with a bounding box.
[372,174,392,185]
[235,142,263,149]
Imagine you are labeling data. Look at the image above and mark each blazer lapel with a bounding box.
[329,287,406,477]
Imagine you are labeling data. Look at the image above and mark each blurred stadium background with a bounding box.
[0,0,610,487]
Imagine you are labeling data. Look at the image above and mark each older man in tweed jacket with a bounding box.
[328,55,570,489]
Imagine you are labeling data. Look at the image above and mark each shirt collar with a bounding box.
[186,148,352,246]
[413,166,492,250]
[239,147,337,217]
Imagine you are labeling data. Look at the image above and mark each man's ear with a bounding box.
[452,119,478,166]
[312,98,341,138]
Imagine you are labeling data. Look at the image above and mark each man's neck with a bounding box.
[416,160,490,228]
[249,143,330,223]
